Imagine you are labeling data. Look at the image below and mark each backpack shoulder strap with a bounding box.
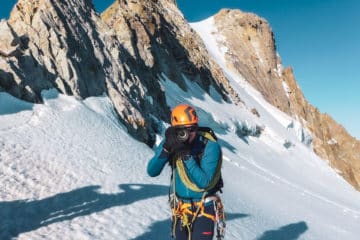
[197,126,217,142]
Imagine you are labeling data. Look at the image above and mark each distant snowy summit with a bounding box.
[0,0,359,190]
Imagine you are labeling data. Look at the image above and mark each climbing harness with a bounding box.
[170,193,226,240]
[169,128,226,240]
[171,194,216,239]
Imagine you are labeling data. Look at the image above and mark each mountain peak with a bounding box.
[208,8,360,191]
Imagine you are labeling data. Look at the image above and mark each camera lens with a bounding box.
[176,129,189,142]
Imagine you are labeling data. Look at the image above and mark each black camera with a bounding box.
[176,128,190,142]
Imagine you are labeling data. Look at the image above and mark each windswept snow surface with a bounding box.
[0,90,170,240]
[1,19,360,240]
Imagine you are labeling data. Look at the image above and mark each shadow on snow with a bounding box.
[0,183,168,240]
[256,221,308,240]
[0,184,305,240]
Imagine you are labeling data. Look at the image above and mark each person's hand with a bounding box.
[163,127,191,155]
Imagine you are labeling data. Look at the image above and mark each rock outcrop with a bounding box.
[101,0,240,104]
[213,9,360,190]
[214,9,290,114]
[0,0,237,145]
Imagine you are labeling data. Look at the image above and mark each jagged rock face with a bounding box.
[213,9,360,190]
[0,0,240,145]
[4,0,108,101]
[213,9,291,113]
[0,0,175,145]
[101,0,241,105]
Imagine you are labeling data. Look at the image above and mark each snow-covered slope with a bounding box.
[0,90,169,240]
[1,19,360,240]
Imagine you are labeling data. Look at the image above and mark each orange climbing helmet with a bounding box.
[171,104,199,126]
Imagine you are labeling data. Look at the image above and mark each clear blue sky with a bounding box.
[1,0,359,139]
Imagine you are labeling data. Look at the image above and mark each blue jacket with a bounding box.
[147,134,222,201]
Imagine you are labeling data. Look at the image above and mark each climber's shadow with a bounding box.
[256,221,308,240]
[0,183,168,240]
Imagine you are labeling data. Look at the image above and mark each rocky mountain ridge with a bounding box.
[212,9,360,190]
[0,0,242,146]
[0,0,359,190]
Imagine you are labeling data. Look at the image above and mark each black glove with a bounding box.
[163,127,192,155]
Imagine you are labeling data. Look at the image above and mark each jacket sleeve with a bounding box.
[147,141,170,177]
[183,140,221,189]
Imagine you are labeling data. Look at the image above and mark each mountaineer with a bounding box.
[147,104,225,240]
